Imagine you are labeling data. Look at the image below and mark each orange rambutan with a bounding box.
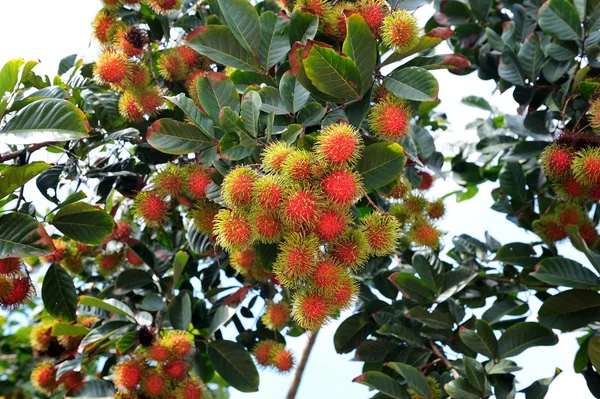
[261,142,295,174]
[155,164,186,197]
[138,86,163,115]
[274,233,319,285]
[126,248,144,267]
[31,361,57,396]
[554,177,589,201]
[253,211,284,243]
[118,91,144,121]
[358,0,389,36]
[126,63,151,89]
[178,46,199,68]
[330,230,369,270]
[148,342,171,362]
[30,324,53,352]
[292,290,332,330]
[362,211,401,256]
[386,175,412,199]
[541,144,574,181]
[115,26,148,57]
[164,359,189,380]
[189,199,220,235]
[186,164,212,200]
[158,49,188,81]
[282,150,315,182]
[230,248,257,276]
[149,0,182,14]
[271,344,294,373]
[427,199,445,220]
[369,93,411,142]
[331,273,359,310]
[92,10,118,44]
[165,331,194,357]
[97,252,121,275]
[253,340,276,367]
[573,148,600,186]
[324,2,355,40]
[114,358,142,391]
[222,166,258,208]
[94,48,131,86]
[404,193,428,213]
[261,301,290,331]
[315,123,362,165]
[321,169,362,206]
[254,175,285,210]
[175,377,204,399]
[132,191,170,228]
[214,209,254,251]
[0,276,34,309]
[409,221,441,249]
[0,257,21,275]
[315,209,348,241]
[312,259,344,294]
[142,370,167,397]
[283,187,322,228]
[381,10,420,52]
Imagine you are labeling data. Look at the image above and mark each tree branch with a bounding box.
[0,142,53,163]
[429,339,460,378]
[286,329,319,399]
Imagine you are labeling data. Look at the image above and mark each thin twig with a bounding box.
[429,339,460,378]
[286,330,320,399]
[0,142,53,163]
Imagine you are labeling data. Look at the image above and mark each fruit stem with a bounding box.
[285,329,320,399]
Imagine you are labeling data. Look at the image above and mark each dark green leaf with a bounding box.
[385,67,439,101]
[169,292,192,331]
[207,340,259,392]
[445,379,481,399]
[353,371,410,399]
[217,0,261,53]
[52,202,114,246]
[259,12,290,69]
[386,362,431,399]
[0,162,50,200]
[459,319,498,359]
[532,257,600,288]
[147,118,214,155]
[538,0,582,41]
[498,322,558,358]
[357,143,407,189]
[538,289,600,331]
[0,212,55,257]
[42,264,77,322]
[342,13,377,96]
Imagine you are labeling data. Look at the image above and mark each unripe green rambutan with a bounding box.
[316,209,349,241]
[0,276,34,309]
[253,340,276,367]
[315,123,362,165]
[92,10,118,45]
[274,233,319,285]
[381,10,420,52]
[158,49,188,81]
[590,98,600,133]
[230,247,258,276]
[409,221,441,249]
[404,193,428,214]
[114,26,147,57]
[579,220,599,245]
[331,272,359,310]
[282,187,322,228]
[118,91,144,121]
[142,369,167,397]
[312,259,344,295]
[175,377,205,399]
[385,174,412,199]
[321,169,362,207]
[262,142,295,173]
[254,175,285,210]
[31,361,57,396]
[409,376,442,399]
[97,252,121,275]
[186,164,212,200]
[292,290,332,330]
[222,166,259,208]
[362,212,401,256]
[154,164,186,197]
[30,324,53,352]
[0,257,22,275]
[114,358,143,391]
[330,230,369,271]
[270,344,295,373]
[149,0,182,14]
[164,359,189,380]
[282,150,315,182]
[189,199,220,235]
[427,199,445,220]
[261,301,290,331]
[253,210,284,243]
[294,0,330,20]
[94,48,132,86]
[214,209,254,251]
[541,144,574,181]
[554,176,589,201]
[572,147,600,186]
[389,202,411,224]
[369,94,412,142]
[358,0,390,36]
[533,215,568,243]
[133,191,170,228]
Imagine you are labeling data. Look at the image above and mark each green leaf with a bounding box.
[0,212,54,257]
[297,102,326,127]
[378,323,423,346]
[532,257,600,288]
[499,48,526,86]
[412,254,437,292]
[355,340,396,362]
[0,59,25,96]
[220,131,254,160]
[52,202,114,246]
[459,319,498,359]
[386,363,431,399]
[80,321,132,348]
[385,67,439,101]
[485,359,522,374]
[445,379,482,399]
[257,86,287,115]
[482,299,527,325]
[79,296,136,322]
[469,0,492,20]
[172,250,188,291]
[334,314,375,353]
[499,162,527,201]
[217,0,261,54]
[538,289,600,331]
[498,322,557,358]
[186,25,259,71]
[343,13,377,96]
[289,8,319,45]
[589,336,600,375]
[518,33,545,82]
[391,272,433,302]
[259,12,290,69]
[280,71,310,114]
[522,368,562,399]
[538,0,582,41]
[207,340,259,392]
[42,264,77,322]
[197,75,240,124]
[462,96,493,111]
[379,28,455,67]
[81,90,120,130]
[220,107,254,147]
[0,99,90,145]
[0,162,50,200]
[463,357,486,392]
[169,292,192,331]
[116,331,138,354]
[494,242,537,267]
[52,322,89,337]
[407,307,453,330]
[115,269,154,294]
[147,118,214,155]
[165,93,215,137]
[303,43,362,100]
[353,371,410,399]
[357,142,407,189]
[282,124,303,143]
[241,91,261,137]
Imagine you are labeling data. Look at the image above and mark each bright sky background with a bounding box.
[0,1,596,398]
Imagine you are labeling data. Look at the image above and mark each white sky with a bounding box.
[0,1,596,398]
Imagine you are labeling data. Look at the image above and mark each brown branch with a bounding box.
[0,142,53,163]
[286,329,319,399]
[361,189,386,214]
[429,339,460,378]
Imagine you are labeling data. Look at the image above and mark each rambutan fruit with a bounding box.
[592,184,600,201]
[418,171,433,190]
[330,230,369,271]
[558,205,582,226]
[214,209,254,251]
[62,248,84,274]
[158,49,188,81]
[165,331,194,357]
[381,10,420,52]
[270,344,294,373]
[282,150,315,182]
[149,0,182,14]
[102,0,122,9]
[533,215,568,244]
[178,46,199,68]
[92,10,118,45]
[261,301,290,331]
[137,85,164,115]
[262,142,295,173]
[0,276,13,305]
[142,370,167,397]
[385,175,412,199]
[590,98,600,133]
[579,221,599,245]
[79,316,99,329]
[148,342,171,362]
[312,259,344,295]
[253,340,276,367]
[186,164,212,200]
[164,359,189,380]
[541,144,574,181]
[132,191,170,228]
[254,175,285,210]
[114,221,133,241]
[115,26,148,57]
[118,91,144,121]
[59,370,85,394]
[277,0,293,11]
[409,376,442,399]
[389,202,411,224]
[31,361,57,395]
[273,233,319,285]
[315,123,362,165]
[409,220,441,249]
[126,63,151,89]
[321,169,362,206]
[324,2,355,40]
[331,272,359,310]
[361,212,401,256]
[0,276,34,309]
[0,257,22,275]
[369,93,411,142]
[175,377,204,399]
[154,164,186,197]
[282,187,322,228]
[294,0,330,20]
[186,69,207,101]
[230,248,258,276]
[97,252,121,275]
[572,148,600,186]
[94,48,131,86]
[404,193,428,213]
[426,199,445,220]
[315,209,349,241]
[43,238,67,264]
[250,263,272,283]
[253,211,284,243]
[30,324,53,351]
[221,166,259,208]
[554,177,589,201]
[114,358,142,391]
[189,199,220,235]
[358,0,389,36]
[292,290,332,330]
[126,248,144,267]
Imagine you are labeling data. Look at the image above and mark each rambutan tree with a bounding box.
[0,0,599,398]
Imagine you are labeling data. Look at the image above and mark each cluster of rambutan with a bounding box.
[408,376,442,399]
[0,257,35,310]
[386,175,444,250]
[533,203,599,246]
[213,122,401,330]
[252,339,295,373]
[540,131,600,202]
[112,330,204,398]
[41,237,92,274]
[100,0,182,15]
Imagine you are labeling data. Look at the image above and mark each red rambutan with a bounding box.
[138,86,163,115]
[330,230,369,271]
[0,257,22,275]
[133,191,170,228]
[31,361,57,396]
[283,188,321,228]
[313,259,344,294]
[30,324,53,351]
[254,175,285,210]
[230,248,257,276]
[358,0,389,36]
[261,301,290,331]
[321,169,362,206]
[369,94,411,142]
[142,370,167,397]
[165,331,194,357]
[186,164,212,200]
[381,10,420,52]
[292,290,332,330]
[92,10,118,44]
[189,199,220,235]
[175,377,204,399]
[158,49,188,81]
[115,26,148,57]
[262,142,295,173]
[573,148,600,186]
[541,144,574,181]
[221,167,258,208]
[316,209,348,241]
[148,342,171,362]
[409,221,441,249]
[178,46,199,67]
[253,340,276,367]
[214,209,254,251]
[315,123,362,165]
[579,221,599,245]
[113,358,142,391]
[554,177,589,201]
[94,48,131,86]
[155,164,186,197]
[274,233,319,285]
[282,150,315,182]
[362,212,401,255]
[164,359,189,380]
[253,211,284,243]
[418,171,433,190]
[149,0,182,14]
[118,91,144,121]
[271,345,295,373]
[0,276,34,309]
[331,273,359,310]
[426,199,445,220]
[126,249,144,267]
